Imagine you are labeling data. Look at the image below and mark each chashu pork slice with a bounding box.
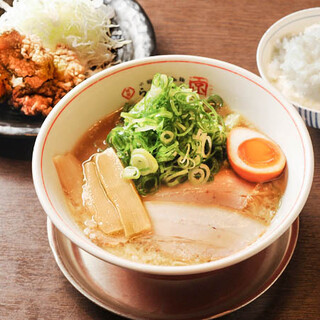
[144,169,256,210]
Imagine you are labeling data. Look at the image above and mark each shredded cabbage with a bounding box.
[107,74,227,195]
[0,0,129,71]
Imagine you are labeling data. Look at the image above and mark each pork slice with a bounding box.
[144,169,256,210]
[110,202,266,265]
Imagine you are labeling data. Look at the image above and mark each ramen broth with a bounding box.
[54,109,287,266]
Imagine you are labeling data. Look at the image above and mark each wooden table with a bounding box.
[1,0,320,319]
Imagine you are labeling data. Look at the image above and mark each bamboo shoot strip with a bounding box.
[83,162,123,235]
[95,148,152,238]
[53,153,84,208]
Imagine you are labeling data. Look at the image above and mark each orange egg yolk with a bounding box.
[238,138,279,168]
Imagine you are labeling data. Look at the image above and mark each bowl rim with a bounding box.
[32,54,314,275]
[256,7,320,114]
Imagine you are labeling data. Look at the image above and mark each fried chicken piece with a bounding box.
[0,31,36,77]
[0,29,21,51]
[53,44,85,86]
[21,34,54,87]
[11,82,57,116]
[9,77,53,116]
[0,64,11,102]
[47,44,86,106]
[37,80,66,101]
[0,30,54,87]
[13,94,53,117]
[0,30,86,116]
[10,77,69,116]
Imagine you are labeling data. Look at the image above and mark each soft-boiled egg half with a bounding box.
[227,127,286,183]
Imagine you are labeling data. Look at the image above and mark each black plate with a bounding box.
[0,0,156,137]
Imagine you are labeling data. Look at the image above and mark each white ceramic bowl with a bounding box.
[257,8,320,129]
[32,55,314,276]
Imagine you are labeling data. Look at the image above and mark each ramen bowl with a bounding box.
[257,8,320,129]
[32,55,313,276]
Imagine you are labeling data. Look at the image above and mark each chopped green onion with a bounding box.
[136,174,159,196]
[130,148,158,176]
[207,94,224,108]
[188,164,211,185]
[162,169,189,187]
[122,166,141,179]
[107,73,227,195]
[160,131,175,145]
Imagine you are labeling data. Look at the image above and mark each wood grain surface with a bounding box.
[1,0,320,319]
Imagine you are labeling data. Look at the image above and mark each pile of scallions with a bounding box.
[107,73,227,195]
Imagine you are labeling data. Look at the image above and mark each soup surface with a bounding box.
[54,74,286,266]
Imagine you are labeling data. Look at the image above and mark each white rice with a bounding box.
[268,23,320,110]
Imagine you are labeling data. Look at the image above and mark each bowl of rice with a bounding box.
[257,8,320,129]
